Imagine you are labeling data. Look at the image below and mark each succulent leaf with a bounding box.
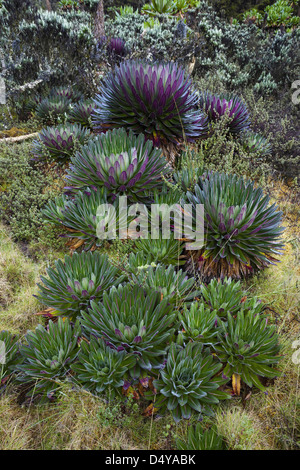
[134,234,185,266]
[176,423,225,450]
[178,302,219,346]
[241,132,272,156]
[68,100,94,129]
[35,96,72,124]
[129,263,199,307]
[71,337,136,398]
[42,187,135,249]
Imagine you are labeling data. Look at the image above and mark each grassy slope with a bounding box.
[0,176,299,450]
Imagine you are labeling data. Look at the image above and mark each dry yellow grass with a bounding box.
[0,384,176,450]
[0,224,41,334]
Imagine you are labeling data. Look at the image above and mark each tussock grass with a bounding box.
[0,383,177,450]
[0,393,35,450]
[0,224,57,334]
[215,405,271,450]
[0,226,37,305]
[0,224,40,333]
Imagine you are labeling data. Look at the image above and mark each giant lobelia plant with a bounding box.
[71,337,136,399]
[16,318,81,401]
[148,342,230,422]
[215,310,281,394]
[42,187,135,249]
[92,61,208,149]
[184,171,285,280]
[68,100,94,129]
[32,124,91,162]
[35,251,124,321]
[131,264,199,307]
[200,277,264,319]
[80,284,177,377]
[199,92,250,135]
[64,127,169,202]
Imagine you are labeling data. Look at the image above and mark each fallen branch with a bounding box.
[0,132,38,143]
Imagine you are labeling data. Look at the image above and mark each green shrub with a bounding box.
[142,0,176,16]
[194,3,300,92]
[2,6,96,118]
[187,116,267,179]
[242,8,264,25]
[0,142,64,244]
[106,11,199,64]
[243,89,300,180]
[265,1,300,29]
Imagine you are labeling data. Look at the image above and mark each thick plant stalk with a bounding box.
[45,0,52,11]
[94,0,105,41]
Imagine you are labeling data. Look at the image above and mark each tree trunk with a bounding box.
[45,0,52,11]
[94,0,105,42]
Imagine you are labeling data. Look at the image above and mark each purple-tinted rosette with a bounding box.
[199,91,250,134]
[93,60,208,145]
